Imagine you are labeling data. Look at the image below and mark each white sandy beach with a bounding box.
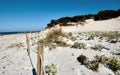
[61,17,120,32]
[0,17,120,75]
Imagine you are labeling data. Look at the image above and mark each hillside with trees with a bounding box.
[46,9,120,28]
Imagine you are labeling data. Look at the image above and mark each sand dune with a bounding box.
[0,17,120,75]
[61,17,120,32]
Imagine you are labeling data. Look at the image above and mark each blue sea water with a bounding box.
[0,31,41,35]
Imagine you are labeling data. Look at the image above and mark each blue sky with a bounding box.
[0,0,120,32]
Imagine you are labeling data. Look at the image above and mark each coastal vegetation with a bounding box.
[45,64,57,75]
[47,9,120,28]
[7,42,24,49]
[77,54,120,73]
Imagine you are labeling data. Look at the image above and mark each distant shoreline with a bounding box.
[0,31,41,35]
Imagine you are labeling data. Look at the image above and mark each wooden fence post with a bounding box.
[38,32,39,37]
[26,33,30,56]
[37,43,44,75]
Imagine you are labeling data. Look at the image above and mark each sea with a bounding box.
[0,31,41,35]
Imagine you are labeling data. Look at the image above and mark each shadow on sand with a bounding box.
[28,55,37,75]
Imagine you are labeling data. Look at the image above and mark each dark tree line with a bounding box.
[94,9,120,20]
[47,9,120,28]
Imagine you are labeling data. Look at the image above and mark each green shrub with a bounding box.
[87,35,95,40]
[115,70,120,75]
[95,55,120,73]
[31,38,44,46]
[100,32,120,40]
[91,44,109,51]
[48,44,57,51]
[7,42,24,49]
[55,40,70,47]
[108,39,119,43]
[116,49,120,53]
[87,33,98,40]
[70,36,77,41]
[31,40,36,46]
[77,54,99,71]
[86,31,120,41]
[72,42,87,49]
[72,53,74,56]
[44,29,67,45]
[95,55,109,64]
[45,64,57,75]
[68,32,72,36]
[86,60,99,71]
[107,57,120,72]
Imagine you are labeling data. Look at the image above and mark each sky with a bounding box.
[0,0,120,32]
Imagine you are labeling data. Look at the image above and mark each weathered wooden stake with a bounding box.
[26,33,30,56]
[37,43,44,75]
[38,32,39,37]
[35,33,37,38]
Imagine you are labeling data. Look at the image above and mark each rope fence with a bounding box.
[26,33,44,75]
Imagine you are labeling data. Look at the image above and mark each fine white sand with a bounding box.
[0,17,120,75]
[61,17,120,32]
